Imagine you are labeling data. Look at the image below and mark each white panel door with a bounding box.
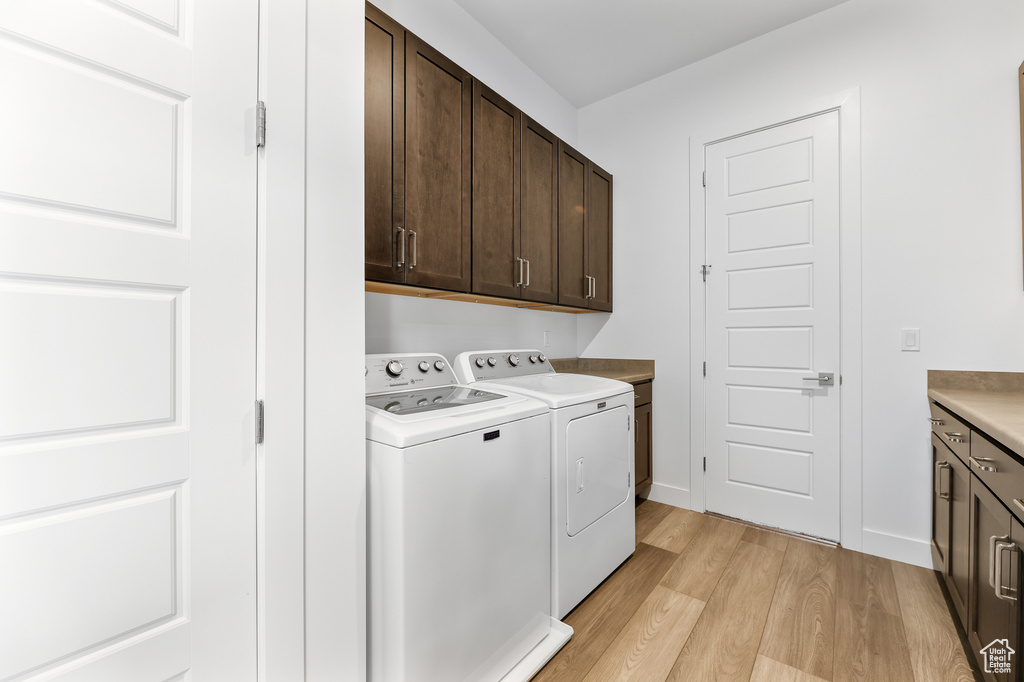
[0,0,258,679]
[703,111,841,541]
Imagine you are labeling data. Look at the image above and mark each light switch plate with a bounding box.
[901,328,921,352]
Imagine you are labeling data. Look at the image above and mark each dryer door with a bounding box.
[565,405,631,536]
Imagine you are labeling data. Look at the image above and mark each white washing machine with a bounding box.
[365,353,571,682]
[453,350,635,618]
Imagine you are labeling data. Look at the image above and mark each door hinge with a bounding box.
[255,399,265,444]
[703,457,706,472]
[256,101,266,148]
[627,415,631,430]
[702,170,706,187]
[701,264,712,282]
[703,361,706,377]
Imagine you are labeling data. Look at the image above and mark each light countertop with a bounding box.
[928,370,1024,459]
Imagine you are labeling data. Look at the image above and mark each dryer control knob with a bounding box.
[385,360,404,377]
[418,361,430,372]
[529,355,538,363]
[508,354,520,367]
[475,357,486,368]
[487,357,497,367]
[538,353,547,363]
[434,360,446,372]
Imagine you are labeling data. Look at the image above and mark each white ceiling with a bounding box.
[450,0,852,107]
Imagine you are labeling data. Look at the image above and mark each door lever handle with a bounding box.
[801,372,835,387]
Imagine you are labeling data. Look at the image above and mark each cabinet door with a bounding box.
[949,451,972,627]
[635,402,652,489]
[520,116,559,304]
[587,162,613,312]
[969,479,1017,681]
[933,434,952,574]
[557,141,589,308]
[472,81,520,299]
[405,33,472,291]
[364,4,405,282]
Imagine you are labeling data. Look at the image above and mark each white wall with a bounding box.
[577,0,1024,564]
[365,0,587,361]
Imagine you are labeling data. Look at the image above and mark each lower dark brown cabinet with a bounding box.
[633,380,652,492]
[932,432,971,625]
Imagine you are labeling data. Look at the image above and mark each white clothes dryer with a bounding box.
[453,350,635,618]
[365,353,571,682]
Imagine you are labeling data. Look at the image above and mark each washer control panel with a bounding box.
[453,349,554,382]
[366,353,456,395]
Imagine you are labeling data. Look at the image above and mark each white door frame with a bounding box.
[688,88,863,551]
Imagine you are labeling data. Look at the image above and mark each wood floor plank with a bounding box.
[635,499,674,548]
[890,561,976,682]
[643,507,706,553]
[665,540,785,682]
[833,598,915,682]
[534,542,677,682]
[759,539,837,680]
[750,654,830,682]
[835,547,901,617]
[741,525,791,553]
[660,515,746,601]
[582,585,704,682]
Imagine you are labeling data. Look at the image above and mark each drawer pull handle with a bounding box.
[970,456,998,473]
[944,431,965,443]
[1014,499,1024,515]
[995,540,1018,602]
[929,417,945,426]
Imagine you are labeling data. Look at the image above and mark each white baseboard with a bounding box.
[861,528,933,569]
[645,483,690,510]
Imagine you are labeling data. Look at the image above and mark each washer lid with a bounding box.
[366,389,548,448]
[473,373,632,409]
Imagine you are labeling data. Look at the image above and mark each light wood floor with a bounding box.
[534,499,980,682]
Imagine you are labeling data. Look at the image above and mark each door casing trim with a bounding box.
[687,88,863,551]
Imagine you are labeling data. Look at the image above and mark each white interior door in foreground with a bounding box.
[703,111,841,541]
[0,0,258,679]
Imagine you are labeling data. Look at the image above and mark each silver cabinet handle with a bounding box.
[396,226,406,268]
[409,231,417,268]
[990,534,1008,588]
[525,259,530,288]
[945,431,966,444]
[995,540,1018,602]
[1014,499,1024,515]
[935,461,951,500]
[515,257,524,286]
[801,373,835,387]
[584,275,592,299]
[970,456,998,472]
[929,417,945,426]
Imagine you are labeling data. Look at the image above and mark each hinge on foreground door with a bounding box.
[703,457,706,472]
[702,170,706,187]
[256,101,266,148]
[701,264,712,282]
[255,399,265,445]
[703,361,706,377]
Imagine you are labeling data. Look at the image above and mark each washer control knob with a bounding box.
[417,398,428,407]
[385,360,404,377]
[508,354,520,367]
[434,360,446,372]
[529,355,538,363]
[475,357,486,368]
[487,357,497,367]
[538,353,547,363]
[418,361,430,372]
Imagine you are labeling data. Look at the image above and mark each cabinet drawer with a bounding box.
[632,380,652,406]
[930,402,971,465]
[971,432,1024,522]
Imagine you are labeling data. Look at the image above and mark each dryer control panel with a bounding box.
[453,349,554,383]
[366,353,457,395]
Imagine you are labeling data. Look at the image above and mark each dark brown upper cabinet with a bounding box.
[364,3,472,291]
[472,84,559,304]
[364,4,404,283]
[558,142,613,311]
[404,33,472,292]
[472,81,521,300]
